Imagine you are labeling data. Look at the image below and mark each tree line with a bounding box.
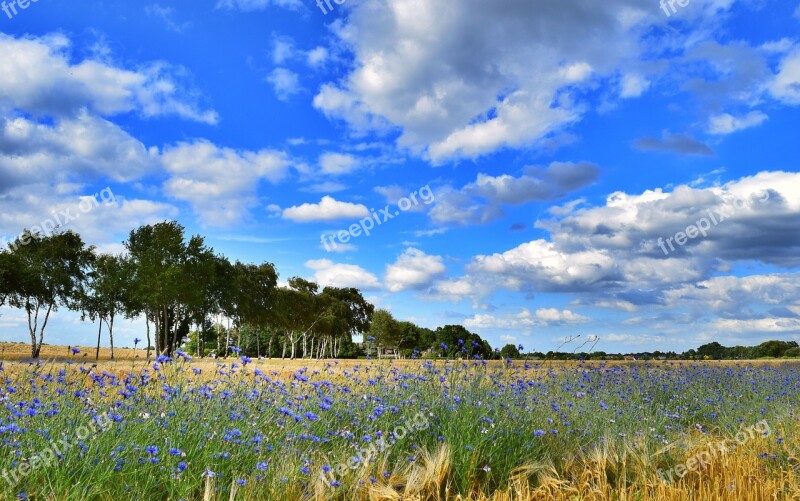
[0,221,499,360]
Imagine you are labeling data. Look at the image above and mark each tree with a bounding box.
[499,344,521,359]
[697,342,726,360]
[368,309,401,358]
[5,230,93,358]
[125,221,213,357]
[317,287,374,358]
[0,249,19,308]
[232,261,278,357]
[83,253,131,360]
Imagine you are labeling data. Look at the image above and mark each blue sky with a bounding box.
[1,0,799,353]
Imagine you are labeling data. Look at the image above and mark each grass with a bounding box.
[0,346,798,499]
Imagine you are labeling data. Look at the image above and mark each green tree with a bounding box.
[5,230,93,358]
[368,309,401,358]
[499,344,521,359]
[83,253,131,360]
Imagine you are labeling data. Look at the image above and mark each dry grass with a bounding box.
[280,421,798,501]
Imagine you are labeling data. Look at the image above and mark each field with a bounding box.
[1,345,799,500]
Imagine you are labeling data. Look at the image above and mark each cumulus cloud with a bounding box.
[384,248,446,292]
[305,259,381,290]
[619,73,650,98]
[464,307,589,330]
[0,183,178,249]
[0,33,217,123]
[313,0,668,162]
[282,196,370,222]
[429,170,800,313]
[0,113,159,193]
[162,140,291,226]
[266,68,301,101]
[708,110,768,134]
[430,162,599,226]
[319,152,360,175]
[768,45,800,105]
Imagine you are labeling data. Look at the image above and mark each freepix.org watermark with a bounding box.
[1,411,114,485]
[315,0,344,15]
[321,185,434,252]
[2,0,40,20]
[660,0,690,17]
[0,187,116,251]
[657,191,769,256]
[319,411,430,486]
[656,419,771,483]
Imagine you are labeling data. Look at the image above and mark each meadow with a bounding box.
[1,347,799,500]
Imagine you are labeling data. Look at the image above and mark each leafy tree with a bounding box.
[83,253,131,360]
[499,344,521,359]
[368,309,401,358]
[5,230,92,358]
[697,342,726,360]
[784,347,800,358]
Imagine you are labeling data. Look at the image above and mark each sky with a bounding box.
[1,0,799,354]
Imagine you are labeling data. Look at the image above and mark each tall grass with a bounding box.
[0,358,798,499]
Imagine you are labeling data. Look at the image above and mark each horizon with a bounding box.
[1,0,799,354]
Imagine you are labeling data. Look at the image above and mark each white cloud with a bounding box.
[428,170,800,309]
[282,196,370,222]
[430,162,598,226]
[708,110,768,134]
[533,308,590,325]
[463,307,589,330]
[162,140,291,226]
[0,33,217,123]
[266,68,301,101]
[306,47,329,68]
[768,46,800,104]
[0,184,178,249]
[305,259,381,290]
[145,4,191,33]
[713,318,800,333]
[312,0,684,161]
[469,239,617,293]
[319,152,360,175]
[620,73,650,98]
[0,112,159,191]
[384,248,446,292]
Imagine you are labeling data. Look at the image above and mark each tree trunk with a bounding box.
[153,308,161,356]
[145,316,152,360]
[108,314,115,359]
[26,300,39,359]
[225,317,231,356]
[95,318,103,361]
[34,303,53,359]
